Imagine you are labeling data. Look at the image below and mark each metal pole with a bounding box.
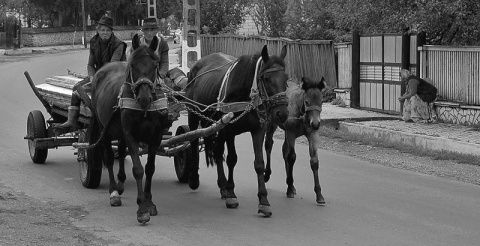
[81,0,87,48]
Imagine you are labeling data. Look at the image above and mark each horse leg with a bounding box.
[187,112,200,190]
[264,124,277,182]
[144,143,159,216]
[214,132,228,199]
[116,139,127,195]
[251,129,272,217]
[307,131,325,205]
[224,136,238,208]
[103,138,122,207]
[125,136,149,224]
[282,133,297,198]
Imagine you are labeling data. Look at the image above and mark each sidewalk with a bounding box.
[324,104,480,158]
[0,44,87,55]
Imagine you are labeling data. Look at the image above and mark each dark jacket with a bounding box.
[408,75,438,103]
[88,34,127,76]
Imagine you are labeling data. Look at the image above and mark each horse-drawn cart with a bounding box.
[23,70,232,188]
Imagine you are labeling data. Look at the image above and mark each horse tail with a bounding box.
[82,107,120,150]
[86,113,104,167]
[204,134,215,167]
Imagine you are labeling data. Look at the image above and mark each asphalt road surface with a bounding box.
[0,48,479,246]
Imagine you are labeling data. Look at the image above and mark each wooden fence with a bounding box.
[335,43,352,89]
[200,35,337,88]
[419,45,480,105]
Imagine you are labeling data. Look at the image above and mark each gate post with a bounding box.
[182,0,201,73]
[416,31,426,77]
[351,30,360,108]
[401,32,410,97]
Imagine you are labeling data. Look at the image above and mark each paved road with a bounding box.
[1,49,480,245]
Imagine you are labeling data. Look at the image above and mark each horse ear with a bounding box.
[150,36,159,52]
[280,45,287,60]
[319,77,326,91]
[301,77,308,90]
[261,45,269,63]
[132,34,140,50]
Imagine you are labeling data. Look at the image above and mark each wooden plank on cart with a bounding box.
[36,75,92,118]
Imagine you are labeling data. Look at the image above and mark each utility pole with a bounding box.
[81,0,87,48]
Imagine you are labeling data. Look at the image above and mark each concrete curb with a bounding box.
[339,121,480,157]
[322,116,400,129]
[4,48,33,55]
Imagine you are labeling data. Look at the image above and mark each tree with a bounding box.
[199,0,250,34]
[249,0,287,37]
[283,0,336,40]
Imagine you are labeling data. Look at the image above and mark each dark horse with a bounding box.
[185,45,289,217]
[264,77,326,205]
[91,34,169,224]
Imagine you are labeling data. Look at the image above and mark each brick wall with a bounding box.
[22,26,140,47]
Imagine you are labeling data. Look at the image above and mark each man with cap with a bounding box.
[55,15,127,131]
[140,18,169,82]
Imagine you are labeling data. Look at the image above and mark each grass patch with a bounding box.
[318,126,480,166]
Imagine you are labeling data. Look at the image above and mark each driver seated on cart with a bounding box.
[55,15,127,131]
[129,17,170,88]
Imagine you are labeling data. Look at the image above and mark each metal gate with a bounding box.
[352,33,419,114]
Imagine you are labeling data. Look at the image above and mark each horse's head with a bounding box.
[127,34,160,110]
[259,45,289,124]
[165,67,187,91]
[300,76,326,130]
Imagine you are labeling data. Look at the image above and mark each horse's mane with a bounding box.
[225,53,286,101]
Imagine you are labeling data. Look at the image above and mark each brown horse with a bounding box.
[91,34,169,224]
[265,77,326,205]
[184,45,289,217]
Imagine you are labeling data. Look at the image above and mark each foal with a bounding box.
[265,77,326,205]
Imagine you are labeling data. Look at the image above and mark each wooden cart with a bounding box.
[24,70,232,188]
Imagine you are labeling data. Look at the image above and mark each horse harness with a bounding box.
[215,57,288,124]
[117,64,168,113]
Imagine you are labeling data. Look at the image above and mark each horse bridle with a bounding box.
[256,66,289,110]
[300,90,323,116]
[126,64,159,101]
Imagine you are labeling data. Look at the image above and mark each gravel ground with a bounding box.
[0,183,109,245]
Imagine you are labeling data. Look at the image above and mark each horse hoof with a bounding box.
[137,213,150,224]
[189,173,199,190]
[286,187,296,198]
[110,196,122,207]
[116,181,125,195]
[220,189,228,200]
[257,204,272,217]
[148,205,158,216]
[317,194,326,206]
[225,198,239,208]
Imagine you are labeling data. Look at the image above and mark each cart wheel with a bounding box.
[27,110,48,164]
[77,126,102,189]
[174,125,198,183]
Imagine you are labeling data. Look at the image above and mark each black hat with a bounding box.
[98,16,114,29]
[142,18,159,29]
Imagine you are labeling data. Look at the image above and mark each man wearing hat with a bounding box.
[140,18,169,82]
[55,15,127,131]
